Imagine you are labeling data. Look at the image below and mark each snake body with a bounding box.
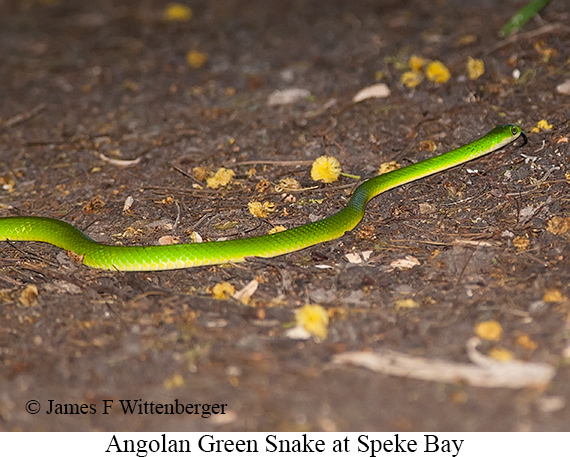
[0,124,525,271]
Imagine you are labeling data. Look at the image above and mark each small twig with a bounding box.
[189,213,211,231]
[3,239,60,268]
[1,104,46,129]
[487,23,570,55]
[455,244,479,286]
[168,162,205,187]
[235,159,313,166]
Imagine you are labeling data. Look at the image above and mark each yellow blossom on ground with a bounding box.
[534,40,558,62]
[419,139,437,152]
[426,61,451,83]
[211,282,235,299]
[0,175,15,192]
[516,334,538,351]
[275,177,301,192]
[530,119,553,133]
[546,216,570,235]
[512,235,529,251]
[295,304,329,340]
[163,373,185,389]
[475,320,502,341]
[409,55,426,72]
[19,284,39,307]
[374,71,386,80]
[543,289,565,303]
[268,225,286,234]
[466,57,485,80]
[248,201,275,218]
[193,166,210,181]
[488,347,514,362]
[164,3,192,21]
[401,71,423,88]
[187,50,208,69]
[206,167,235,189]
[395,298,420,309]
[311,155,342,183]
[378,161,401,175]
[457,34,477,46]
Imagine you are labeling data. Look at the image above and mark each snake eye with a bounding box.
[511,125,518,136]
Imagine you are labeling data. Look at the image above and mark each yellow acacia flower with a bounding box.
[311,155,342,183]
[512,235,530,251]
[206,167,235,189]
[426,61,451,83]
[543,289,565,302]
[516,334,538,350]
[378,161,401,175]
[395,298,419,309]
[274,177,301,192]
[248,201,275,218]
[192,166,209,181]
[164,3,192,21]
[475,320,502,341]
[546,216,570,235]
[187,50,208,69]
[466,57,485,80]
[488,347,514,362]
[211,282,235,299]
[295,304,329,339]
[163,373,185,389]
[401,71,423,88]
[409,55,426,72]
[530,119,553,133]
[268,225,286,234]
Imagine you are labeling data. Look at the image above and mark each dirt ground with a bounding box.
[1,0,569,432]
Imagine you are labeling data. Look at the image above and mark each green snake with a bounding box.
[0,124,525,271]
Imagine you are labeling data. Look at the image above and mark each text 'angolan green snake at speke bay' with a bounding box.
[0,124,526,271]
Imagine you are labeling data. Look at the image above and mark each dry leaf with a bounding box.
[19,285,38,307]
[352,83,391,103]
[557,79,570,95]
[546,216,570,235]
[233,279,258,305]
[158,236,179,245]
[267,88,310,106]
[390,255,420,270]
[123,195,134,212]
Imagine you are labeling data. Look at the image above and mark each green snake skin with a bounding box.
[0,124,525,271]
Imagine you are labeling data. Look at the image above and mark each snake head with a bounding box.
[511,124,527,145]
[509,124,527,145]
[492,124,527,148]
